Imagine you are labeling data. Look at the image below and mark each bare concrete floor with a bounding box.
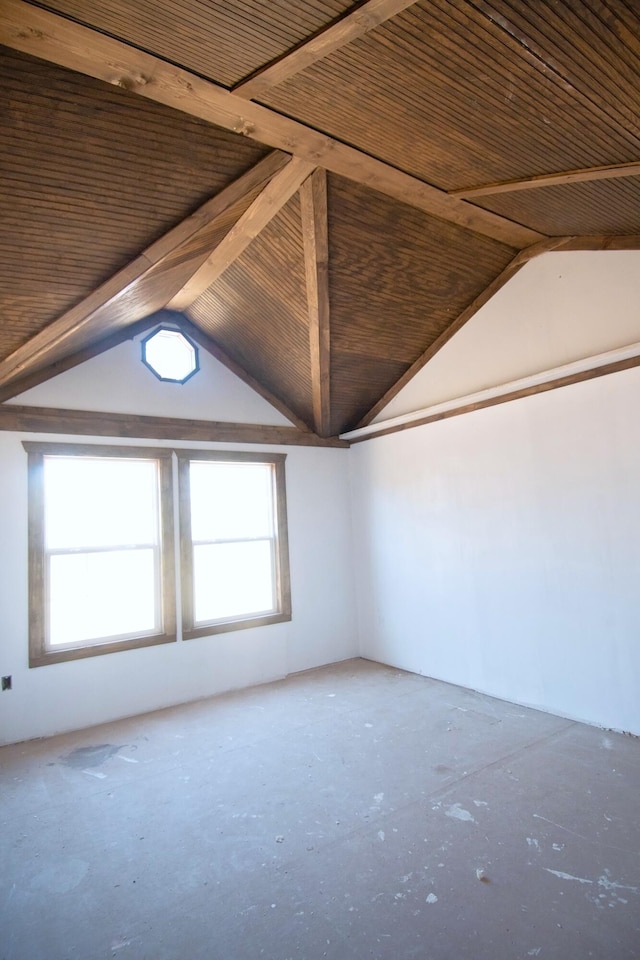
[1,658,639,960]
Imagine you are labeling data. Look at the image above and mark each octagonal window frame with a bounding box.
[141,325,200,385]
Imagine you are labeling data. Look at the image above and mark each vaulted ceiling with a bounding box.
[1,0,639,439]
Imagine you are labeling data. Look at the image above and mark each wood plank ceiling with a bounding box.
[1,0,639,438]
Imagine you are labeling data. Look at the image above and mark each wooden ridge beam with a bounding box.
[300,170,331,436]
[357,237,567,428]
[0,150,290,387]
[0,0,542,250]
[233,0,420,101]
[449,160,640,200]
[168,157,315,310]
[0,404,349,447]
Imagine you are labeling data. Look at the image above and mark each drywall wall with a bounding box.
[7,332,291,424]
[0,341,356,744]
[376,251,640,420]
[351,366,640,734]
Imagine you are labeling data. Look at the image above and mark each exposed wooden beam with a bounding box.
[449,160,640,200]
[548,235,640,253]
[0,0,543,249]
[300,170,331,436]
[0,150,290,387]
[0,305,315,432]
[168,157,315,310]
[175,314,314,433]
[233,0,420,101]
[0,404,349,447]
[0,318,156,403]
[347,352,640,444]
[357,237,567,428]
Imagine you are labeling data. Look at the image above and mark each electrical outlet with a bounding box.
[1,676,12,691]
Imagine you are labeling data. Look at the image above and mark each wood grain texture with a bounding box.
[43,0,353,88]
[169,157,315,310]
[263,0,640,192]
[0,44,269,361]
[176,315,313,433]
[186,194,316,430]
[0,1,541,248]
[234,0,420,99]
[350,353,640,443]
[470,0,640,152]
[450,160,640,199]
[475,177,640,237]
[3,0,639,434]
[1,405,348,447]
[327,176,516,433]
[356,238,565,428]
[0,318,155,403]
[0,149,286,385]
[550,235,640,252]
[300,170,331,436]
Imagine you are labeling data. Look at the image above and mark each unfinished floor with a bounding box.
[1,659,639,960]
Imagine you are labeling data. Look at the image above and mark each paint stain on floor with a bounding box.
[59,744,122,768]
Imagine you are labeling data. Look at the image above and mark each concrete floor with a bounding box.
[1,659,639,960]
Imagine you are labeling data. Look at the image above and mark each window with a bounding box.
[178,452,291,639]
[25,444,176,666]
[25,443,291,666]
[141,326,199,383]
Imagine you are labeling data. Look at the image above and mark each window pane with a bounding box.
[193,540,274,623]
[45,457,158,550]
[49,549,157,645]
[190,462,273,541]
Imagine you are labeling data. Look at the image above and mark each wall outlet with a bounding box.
[1,676,12,691]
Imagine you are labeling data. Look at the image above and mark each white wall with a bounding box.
[350,367,640,734]
[376,251,640,420]
[0,340,357,744]
[8,332,292,424]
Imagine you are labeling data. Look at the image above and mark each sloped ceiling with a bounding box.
[1,0,639,439]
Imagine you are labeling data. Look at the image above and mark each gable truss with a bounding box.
[2,0,640,443]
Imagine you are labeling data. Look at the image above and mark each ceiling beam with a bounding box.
[168,157,315,310]
[356,237,568,428]
[547,235,640,253]
[300,170,331,437]
[233,0,420,101]
[0,0,543,250]
[0,318,156,403]
[0,305,315,433]
[449,160,640,200]
[0,150,290,387]
[0,404,349,447]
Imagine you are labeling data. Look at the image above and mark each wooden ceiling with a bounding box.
[1,0,639,438]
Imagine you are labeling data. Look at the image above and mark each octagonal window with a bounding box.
[141,327,199,384]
